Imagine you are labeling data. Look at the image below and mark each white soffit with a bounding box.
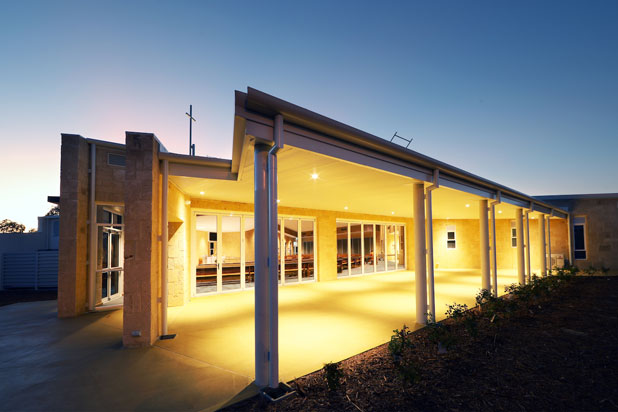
[171,146,531,220]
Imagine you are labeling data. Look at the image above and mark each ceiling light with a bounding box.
[311,173,319,180]
[185,200,191,205]
[344,206,348,210]
[391,211,395,215]
[465,204,470,208]
[498,210,502,214]
[199,191,204,195]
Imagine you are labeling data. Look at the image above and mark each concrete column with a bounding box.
[413,183,427,325]
[254,143,270,387]
[547,217,552,274]
[479,199,490,291]
[538,215,547,276]
[161,159,169,335]
[516,208,525,285]
[122,132,161,347]
[58,134,89,317]
[425,189,435,321]
[525,211,532,282]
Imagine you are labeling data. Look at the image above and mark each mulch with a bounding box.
[0,290,57,307]
[224,275,618,411]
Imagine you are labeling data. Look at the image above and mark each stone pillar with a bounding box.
[122,132,161,347]
[413,183,427,325]
[58,134,90,317]
[479,199,490,291]
[516,208,525,285]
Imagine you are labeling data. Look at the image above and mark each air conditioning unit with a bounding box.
[551,254,564,268]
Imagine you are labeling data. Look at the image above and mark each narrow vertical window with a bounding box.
[573,217,587,260]
[446,225,456,249]
[511,221,517,248]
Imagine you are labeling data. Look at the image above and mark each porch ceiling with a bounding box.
[170,146,536,220]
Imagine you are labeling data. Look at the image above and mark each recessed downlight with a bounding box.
[277,199,281,203]
[344,206,348,210]
[199,191,205,195]
[465,204,470,208]
[311,173,319,180]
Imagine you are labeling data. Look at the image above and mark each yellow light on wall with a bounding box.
[311,173,319,180]
[344,206,348,210]
[465,204,470,208]
[200,191,205,195]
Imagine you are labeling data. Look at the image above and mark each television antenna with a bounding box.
[390,131,413,149]
[186,105,196,156]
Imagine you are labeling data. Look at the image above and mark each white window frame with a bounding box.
[510,221,517,248]
[573,216,587,261]
[446,225,456,250]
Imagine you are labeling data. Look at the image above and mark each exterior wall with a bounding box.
[57,134,89,317]
[571,198,618,270]
[432,219,480,269]
[167,182,190,307]
[95,145,125,204]
[122,133,161,347]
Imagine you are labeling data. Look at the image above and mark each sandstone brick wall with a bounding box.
[58,134,89,317]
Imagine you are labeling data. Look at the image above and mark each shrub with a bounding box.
[388,325,414,361]
[323,362,344,391]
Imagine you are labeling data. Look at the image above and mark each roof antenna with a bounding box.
[391,131,413,149]
[186,104,196,156]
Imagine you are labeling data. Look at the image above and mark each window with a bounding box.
[107,153,126,167]
[573,217,587,260]
[446,225,456,249]
[511,221,517,248]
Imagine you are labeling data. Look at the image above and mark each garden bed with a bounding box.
[224,273,618,411]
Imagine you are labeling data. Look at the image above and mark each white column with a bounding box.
[525,211,531,283]
[538,215,547,277]
[267,115,282,388]
[479,199,490,291]
[413,183,427,325]
[516,208,525,285]
[490,202,498,296]
[161,159,169,335]
[254,143,270,387]
[425,189,435,321]
[547,217,552,275]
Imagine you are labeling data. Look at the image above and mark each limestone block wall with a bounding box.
[571,198,618,270]
[122,133,161,347]
[58,134,89,317]
[95,145,125,204]
[167,182,190,307]
[432,219,480,269]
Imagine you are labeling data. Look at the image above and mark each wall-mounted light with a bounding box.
[200,191,205,195]
[465,204,470,208]
[311,173,319,180]
[185,200,191,205]
[498,210,502,214]
[277,199,281,203]
[344,206,348,210]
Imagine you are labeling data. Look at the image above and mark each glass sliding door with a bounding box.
[376,224,386,272]
[196,214,218,294]
[397,225,406,269]
[336,222,349,277]
[386,225,397,270]
[243,216,255,288]
[221,215,241,291]
[350,223,362,275]
[301,220,315,281]
[284,219,299,283]
[363,223,375,274]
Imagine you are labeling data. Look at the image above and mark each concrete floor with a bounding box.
[0,269,518,411]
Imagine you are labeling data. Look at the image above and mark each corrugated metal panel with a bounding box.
[37,251,58,288]
[1,251,58,289]
[2,253,36,288]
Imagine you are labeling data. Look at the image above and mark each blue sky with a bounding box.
[1,0,617,229]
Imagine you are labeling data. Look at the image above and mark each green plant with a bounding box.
[323,362,344,391]
[601,266,610,274]
[397,357,419,384]
[445,302,468,320]
[426,320,455,350]
[388,325,414,361]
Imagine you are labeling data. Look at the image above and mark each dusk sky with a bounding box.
[1,1,617,229]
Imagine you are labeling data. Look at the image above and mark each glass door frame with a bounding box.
[96,205,124,303]
[191,209,317,297]
[335,218,407,277]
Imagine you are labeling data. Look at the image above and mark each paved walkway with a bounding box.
[0,269,518,411]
